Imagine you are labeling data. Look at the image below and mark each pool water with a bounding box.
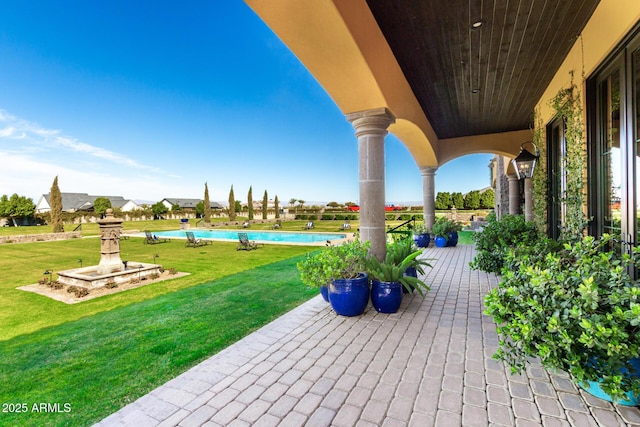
[153,229,348,244]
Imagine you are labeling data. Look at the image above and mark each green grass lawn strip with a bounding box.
[0,237,312,341]
[0,255,317,427]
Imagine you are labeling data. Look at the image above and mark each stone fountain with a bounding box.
[57,209,162,290]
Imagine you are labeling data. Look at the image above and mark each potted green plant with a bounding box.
[365,240,431,313]
[432,217,462,247]
[412,222,430,248]
[299,239,370,316]
[485,234,640,404]
[297,250,332,302]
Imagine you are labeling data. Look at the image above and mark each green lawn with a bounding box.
[0,235,313,341]
[0,256,317,427]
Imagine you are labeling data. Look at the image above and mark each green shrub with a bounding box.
[321,214,335,220]
[297,239,370,287]
[469,214,538,273]
[432,216,462,239]
[485,234,640,401]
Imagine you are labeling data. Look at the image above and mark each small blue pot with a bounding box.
[413,233,430,248]
[319,285,329,302]
[435,235,448,247]
[403,267,417,294]
[580,357,640,406]
[329,273,369,317]
[371,279,403,313]
[447,231,459,247]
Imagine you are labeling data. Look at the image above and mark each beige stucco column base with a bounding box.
[347,108,395,261]
[420,166,437,230]
[508,174,520,215]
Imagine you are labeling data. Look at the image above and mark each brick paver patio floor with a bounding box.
[95,245,640,426]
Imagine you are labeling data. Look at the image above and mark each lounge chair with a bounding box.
[341,219,351,230]
[185,231,211,248]
[303,221,314,230]
[272,220,282,229]
[237,232,258,250]
[242,221,250,228]
[144,231,168,244]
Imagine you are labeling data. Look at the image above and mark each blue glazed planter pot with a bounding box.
[413,233,430,248]
[371,279,403,313]
[580,357,640,406]
[328,273,369,317]
[446,231,459,247]
[403,267,417,294]
[319,285,329,302]
[435,235,448,247]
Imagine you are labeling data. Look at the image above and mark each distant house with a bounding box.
[35,193,140,213]
[160,198,224,211]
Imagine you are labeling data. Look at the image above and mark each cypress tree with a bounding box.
[262,190,268,220]
[50,176,64,233]
[204,182,211,224]
[228,185,236,221]
[248,186,254,220]
[274,195,280,219]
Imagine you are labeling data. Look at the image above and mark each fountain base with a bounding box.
[57,262,162,290]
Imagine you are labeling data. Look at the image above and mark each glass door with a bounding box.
[594,62,624,246]
[632,42,640,248]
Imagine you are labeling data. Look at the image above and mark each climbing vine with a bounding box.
[531,110,547,234]
[549,71,588,241]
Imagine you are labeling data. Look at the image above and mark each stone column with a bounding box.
[524,177,534,222]
[347,108,395,261]
[508,174,521,215]
[420,166,437,230]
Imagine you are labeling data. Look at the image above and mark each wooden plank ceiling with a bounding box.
[366,0,600,139]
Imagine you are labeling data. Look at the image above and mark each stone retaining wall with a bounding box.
[0,231,82,244]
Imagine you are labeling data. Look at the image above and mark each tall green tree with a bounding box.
[93,197,112,216]
[0,194,35,226]
[451,192,464,209]
[464,190,481,210]
[247,186,254,220]
[204,182,211,223]
[274,195,280,219]
[435,192,451,210]
[228,185,236,221]
[480,189,495,209]
[50,176,64,233]
[151,202,168,218]
[195,201,205,217]
[262,190,268,220]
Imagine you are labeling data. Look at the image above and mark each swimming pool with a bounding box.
[152,229,348,245]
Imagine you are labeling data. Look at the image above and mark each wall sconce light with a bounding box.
[511,141,539,179]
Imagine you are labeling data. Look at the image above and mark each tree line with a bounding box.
[435,189,494,210]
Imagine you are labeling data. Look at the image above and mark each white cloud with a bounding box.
[0,108,155,171]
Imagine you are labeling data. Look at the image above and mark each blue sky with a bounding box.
[0,1,493,206]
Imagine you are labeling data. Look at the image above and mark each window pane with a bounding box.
[634,47,640,245]
[603,71,622,237]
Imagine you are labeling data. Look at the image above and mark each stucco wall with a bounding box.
[0,231,82,244]
[536,0,640,124]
